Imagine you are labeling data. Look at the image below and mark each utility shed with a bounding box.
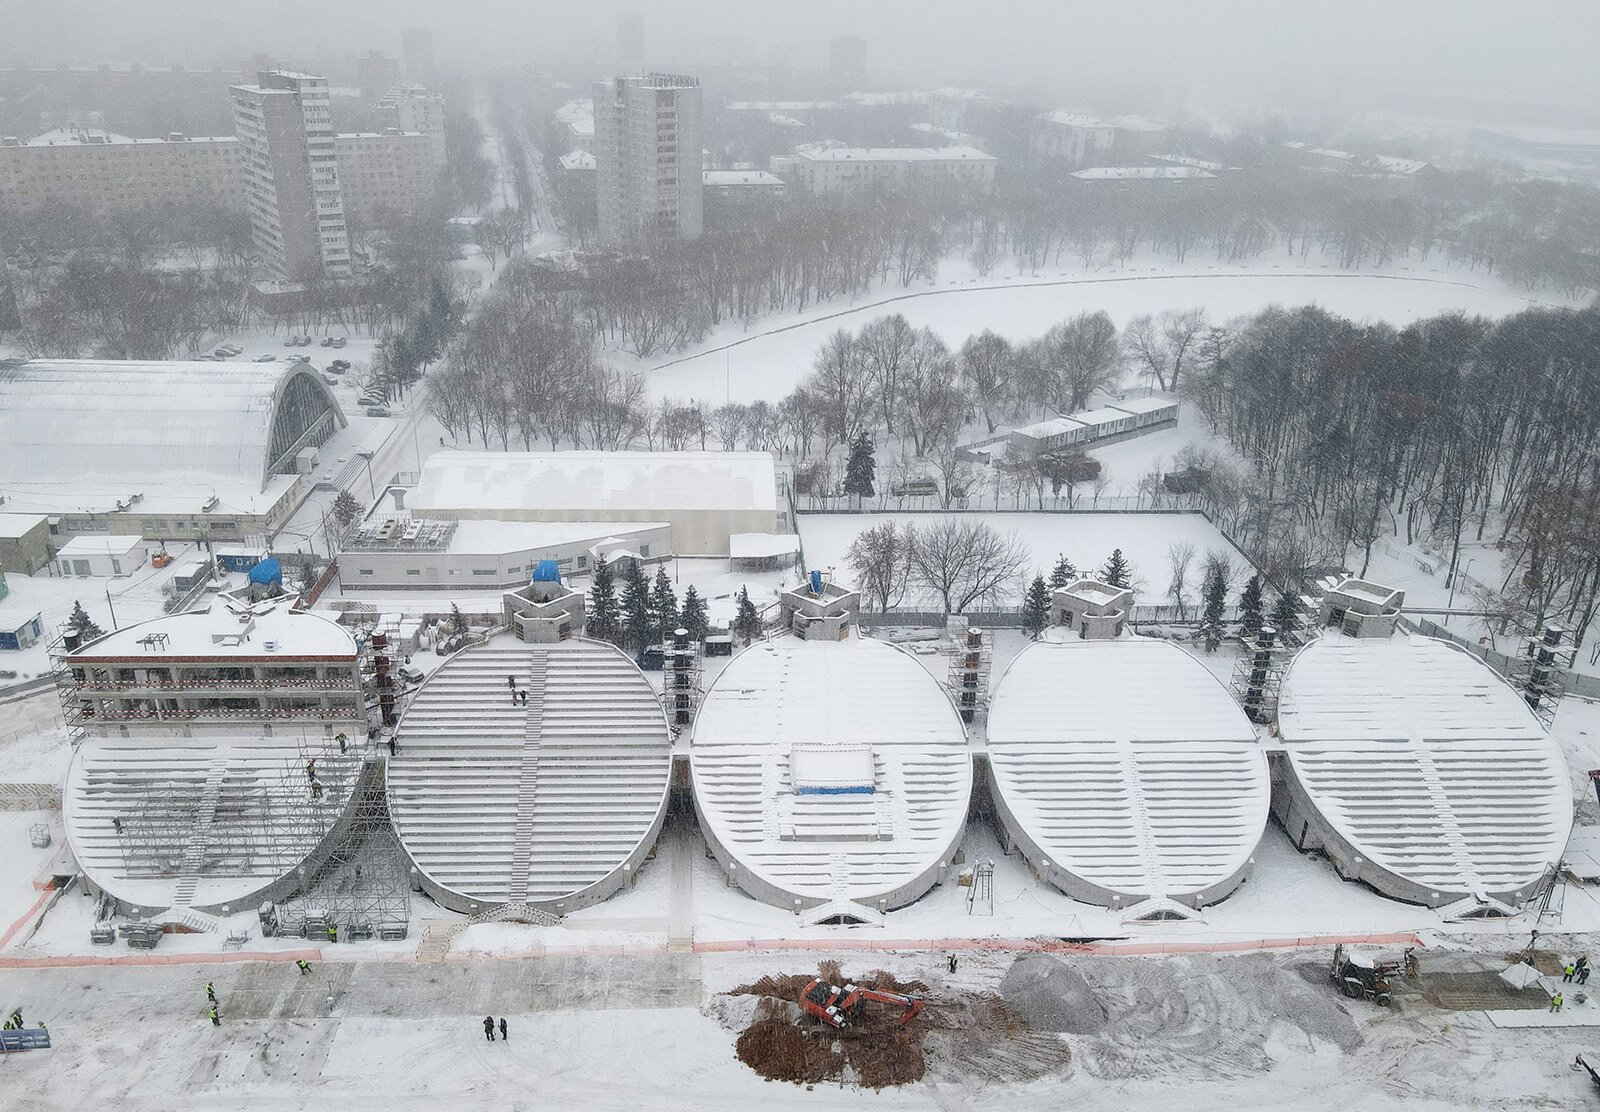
[1276,632,1572,908]
[986,636,1269,913]
[387,637,672,915]
[690,634,971,916]
[55,535,147,577]
[409,450,780,555]
[0,512,51,575]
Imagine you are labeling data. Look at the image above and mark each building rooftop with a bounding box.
[726,100,841,111]
[797,145,994,162]
[1072,165,1215,180]
[412,451,779,515]
[987,637,1268,907]
[558,150,596,171]
[1039,110,1115,129]
[16,127,235,147]
[0,512,46,538]
[68,596,358,661]
[55,534,144,556]
[691,634,970,911]
[702,169,785,186]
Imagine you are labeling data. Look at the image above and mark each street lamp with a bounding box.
[1445,557,1476,625]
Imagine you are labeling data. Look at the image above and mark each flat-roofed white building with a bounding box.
[780,145,996,195]
[1032,111,1116,163]
[987,636,1269,914]
[409,451,780,556]
[55,535,148,578]
[691,633,971,916]
[1276,631,1572,908]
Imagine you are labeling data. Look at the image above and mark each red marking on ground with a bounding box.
[0,889,52,950]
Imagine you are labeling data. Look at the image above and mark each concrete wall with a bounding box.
[0,515,52,575]
[340,523,673,590]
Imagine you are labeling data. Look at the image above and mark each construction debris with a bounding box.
[715,962,1071,1089]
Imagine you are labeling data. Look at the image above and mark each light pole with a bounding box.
[1445,557,1475,626]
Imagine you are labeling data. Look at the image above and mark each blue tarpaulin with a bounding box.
[532,559,562,582]
[247,556,283,585]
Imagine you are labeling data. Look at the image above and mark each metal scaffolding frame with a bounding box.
[947,627,992,724]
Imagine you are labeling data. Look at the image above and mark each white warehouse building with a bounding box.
[408,451,781,556]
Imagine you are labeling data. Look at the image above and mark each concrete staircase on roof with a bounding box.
[507,651,549,904]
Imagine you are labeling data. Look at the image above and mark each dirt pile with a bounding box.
[1000,954,1109,1033]
[714,963,1071,1090]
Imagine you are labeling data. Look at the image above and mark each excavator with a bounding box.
[798,978,926,1031]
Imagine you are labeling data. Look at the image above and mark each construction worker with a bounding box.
[210,1006,221,1026]
[336,733,347,755]
[948,954,958,974]
[10,1008,21,1027]
[296,959,311,976]
[1552,991,1565,1013]
[483,1015,495,1042]
[1582,960,1593,987]
[388,737,397,758]
[205,981,216,1003]
[498,1017,508,1042]
[112,816,123,834]
[327,922,337,944]
[305,759,317,783]
[310,778,323,800]
[1564,962,1576,983]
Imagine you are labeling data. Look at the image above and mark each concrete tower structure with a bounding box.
[594,73,703,247]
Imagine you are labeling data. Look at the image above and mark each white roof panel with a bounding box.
[412,451,778,515]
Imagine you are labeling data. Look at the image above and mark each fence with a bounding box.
[857,604,1239,630]
[1406,616,1600,700]
[794,492,1214,515]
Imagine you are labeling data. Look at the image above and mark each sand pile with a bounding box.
[1000,954,1109,1033]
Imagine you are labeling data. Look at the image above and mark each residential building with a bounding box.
[1031,111,1116,163]
[355,51,401,97]
[777,145,996,196]
[594,73,704,246]
[334,130,442,219]
[555,98,596,154]
[0,128,242,212]
[702,168,787,220]
[380,85,447,163]
[230,71,352,283]
[402,28,436,85]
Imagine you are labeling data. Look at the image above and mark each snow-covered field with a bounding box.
[797,510,1253,608]
[637,253,1578,406]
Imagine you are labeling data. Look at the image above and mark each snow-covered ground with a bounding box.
[635,252,1580,406]
[797,510,1253,608]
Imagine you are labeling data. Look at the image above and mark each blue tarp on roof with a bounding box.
[532,559,562,583]
[247,556,283,585]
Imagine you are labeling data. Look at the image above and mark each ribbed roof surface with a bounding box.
[986,637,1269,905]
[690,635,971,910]
[388,638,672,911]
[65,734,363,913]
[1278,633,1572,900]
[0,359,331,490]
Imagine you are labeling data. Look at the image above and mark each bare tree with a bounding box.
[906,518,1029,615]
[958,330,1016,433]
[807,329,874,447]
[1159,307,1209,393]
[845,521,912,613]
[1166,542,1198,620]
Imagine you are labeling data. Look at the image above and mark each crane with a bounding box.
[798,978,926,1031]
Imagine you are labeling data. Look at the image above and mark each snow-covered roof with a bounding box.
[1068,405,1134,427]
[702,169,785,186]
[389,637,672,913]
[1038,111,1115,130]
[0,512,47,538]
[55,534,145,557]
[691,634,971,911]
[796,145,993,163]
[1278,633,1572,904]
[1111,115,1168,133]
[1011,415,1086,439]
[986,637,1269,907]
[1110,395,1180,415]
[728,532,801,559]
[68,597,357,662]
[65,731,365,913]
[558,150,596,171]
[412,451,778,515]
[0,358,344,499]
[1155,154,1225,171]
[843,90,929,106]
[446,519,669,556]
[726,100,842,111]
[1073,165,1215,180]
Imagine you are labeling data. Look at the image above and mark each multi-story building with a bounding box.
[776,145,997,196]
[1031,111,1117,164]
[355,51,402,98]
[379,85,447,164]
[335,131,442,220]
[230,71,352,283]
[401,28,436,85]
[594,73,703,247]
[0,127,242,211]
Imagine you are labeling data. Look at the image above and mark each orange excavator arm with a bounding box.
[798,979,926,1029]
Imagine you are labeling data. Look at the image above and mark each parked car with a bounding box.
[331,337,347,348]
[212,348,230,358]
[222,344,242,355]
[254,354,276,362]
[399,664,426,685]
[331,359,351,370]
[357,394,383,408]
[293,354,312,364]
[365,406,391,418]
[322,374,340,385]
[320,337,334,347]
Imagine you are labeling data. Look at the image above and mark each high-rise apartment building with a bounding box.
[593,73,703,247]
[230,71,351,283]
[402,28,436,86]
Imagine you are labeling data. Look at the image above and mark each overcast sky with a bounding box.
[9,0,1594,122]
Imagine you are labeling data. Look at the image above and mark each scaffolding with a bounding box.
[48,624,89,749]
[1231,625,1291,725]
[966,859,995,916]
[662,627,703,730]
[947,627,992,724]
[1509,622,1577,729]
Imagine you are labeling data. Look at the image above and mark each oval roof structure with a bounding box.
[65,734,364,916]
[1278,633,1572,906]
[690,634,971,913]
[388,637,672,914]
[986,636,1269,911]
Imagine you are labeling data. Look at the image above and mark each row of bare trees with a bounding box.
[845,519,1030,615]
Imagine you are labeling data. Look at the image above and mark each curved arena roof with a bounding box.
[65,734,365,915]
[986,636,1270,910]
[690,634,971,913]
[1278,632,1572,906]
[0,359,345,493]
[388,637,673,914]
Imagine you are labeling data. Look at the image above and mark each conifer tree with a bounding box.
[734,587,762,644]
[620,561,652,658]
[650,567,678,635]
[1238,574,1264,638]
[587,558,620,644]
[1271,590,1300,637]
[1199,565,1227,652]
[679,585,710,643]
[843,434,876,498]
[1048,554,1077,589]
[1100,548,1131,589]
[67,600,104,641]
[1021,576,1052,639]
